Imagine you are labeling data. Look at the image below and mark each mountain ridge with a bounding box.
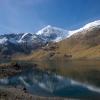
[0,20,100,59]
[13,20,100,61]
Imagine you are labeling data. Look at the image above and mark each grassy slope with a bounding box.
[13,28,100,61]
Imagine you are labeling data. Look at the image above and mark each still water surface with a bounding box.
[0,60,100,99]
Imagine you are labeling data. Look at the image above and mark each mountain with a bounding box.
[67,20,100,46]
[0,20,100,60]
[0,33,24,57]
[54,20,100,59]
[36,25,68,42]
[68,20,100,37]
[16,20,100,60]
[0,26,68,57]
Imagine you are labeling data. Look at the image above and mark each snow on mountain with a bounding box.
[0,33,23,45]
[68,20,100,37]
[0,20,100,46]
[36,25,68,42]
[18,33,33,43]
[17,25,68,44]
[35,20,100,41]
[0,37,8,44]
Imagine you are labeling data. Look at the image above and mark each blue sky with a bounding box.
[0,0,100,34]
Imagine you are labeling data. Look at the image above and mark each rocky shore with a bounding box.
[0,62,22,78]
[1,87,73,100]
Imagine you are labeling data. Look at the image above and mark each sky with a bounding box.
[0,0,100,34]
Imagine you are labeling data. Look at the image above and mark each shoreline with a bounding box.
[1,87,73,100]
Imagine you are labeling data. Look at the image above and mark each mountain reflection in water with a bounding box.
[0,67,100,99]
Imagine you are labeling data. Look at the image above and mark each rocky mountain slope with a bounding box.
[15,20,100,60]
[0,26,68,57]
[0,20,100,60]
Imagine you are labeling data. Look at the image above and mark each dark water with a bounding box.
[0,65,100,99]
[36,60,100,69]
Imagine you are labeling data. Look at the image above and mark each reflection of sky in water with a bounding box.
[0,68,100,98]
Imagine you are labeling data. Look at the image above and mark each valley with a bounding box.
[0,0,100,99]
[0,20,100,100]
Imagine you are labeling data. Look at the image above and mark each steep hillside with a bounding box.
[0,26,68,57]
[56,27,100,59]
[15,21,100,61]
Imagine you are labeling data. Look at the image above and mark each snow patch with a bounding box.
[0,37,8,44]
[36,25,68,42]
[68,20,100,37]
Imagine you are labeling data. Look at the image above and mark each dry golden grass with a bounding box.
[13,44,100,61]
[13,29,100,61]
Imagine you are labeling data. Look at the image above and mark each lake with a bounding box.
[0,60,100,99]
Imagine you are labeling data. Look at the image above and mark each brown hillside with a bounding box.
[13,28,100,61]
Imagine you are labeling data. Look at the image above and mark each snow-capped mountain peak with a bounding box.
[36,25,68,42]
[68,20,100,37]
[36,25,53,35]
[36,25,67,35]
[83,20,100,29]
